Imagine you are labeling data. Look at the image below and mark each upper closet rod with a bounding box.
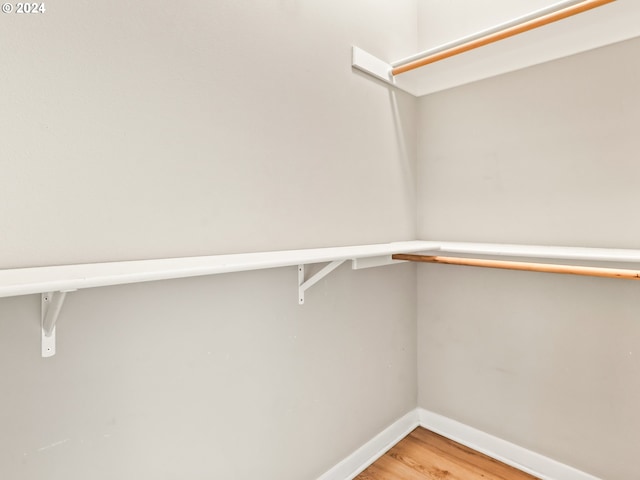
[392,0,616,76]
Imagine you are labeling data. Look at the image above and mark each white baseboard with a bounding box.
[417,408,601,480]
[317,407,602,480]
[316,409,420,480]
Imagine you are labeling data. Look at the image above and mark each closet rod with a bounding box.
[391,0,616,76]
[392,254,640,281]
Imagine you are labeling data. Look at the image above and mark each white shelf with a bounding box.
[432,241,640,263]
[6,239,640,357]
[0,241,438,299]
[3,239,638,300]
[5,240,638,301]
[0,240,442,357]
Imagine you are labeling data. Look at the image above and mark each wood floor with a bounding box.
[355,427,539,480]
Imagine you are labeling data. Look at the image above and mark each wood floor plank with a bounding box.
[408,428,538,480]
[355,427,539,480]
[389,437,493,479]
[362,455,430,480]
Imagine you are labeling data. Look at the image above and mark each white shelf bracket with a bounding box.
[298,260,345,305]
[41,291,70,357]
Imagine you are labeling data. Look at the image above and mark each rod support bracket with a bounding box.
[41,291,72,357]
[352,47,395,86]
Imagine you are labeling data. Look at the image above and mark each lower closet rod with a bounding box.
[392,254,640,281]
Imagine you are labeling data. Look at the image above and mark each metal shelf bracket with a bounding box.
[298,260,345,305]
[41,291,71,357]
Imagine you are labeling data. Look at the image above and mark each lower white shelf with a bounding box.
[0,240,438,357]
[431,241,640,263]
[0,240,437,299]
[6,239,639,301]
[4,239,640,358]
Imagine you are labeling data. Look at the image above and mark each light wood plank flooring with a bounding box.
[355,427,539,480]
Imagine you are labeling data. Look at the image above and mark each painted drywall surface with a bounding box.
[0,1,419,479]
[0,263,417,480]
[0,0,417,268]
[416,38,640,479]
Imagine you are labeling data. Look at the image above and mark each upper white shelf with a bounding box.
[354,0,640,96]
[0,241,437,299]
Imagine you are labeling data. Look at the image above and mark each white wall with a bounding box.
[0,264,417,480]
[0,0,417,268]
[0,2,418,479]
[416,38,640,480]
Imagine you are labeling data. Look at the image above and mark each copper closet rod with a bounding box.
[392,254,640,281]
[392,0,616,76]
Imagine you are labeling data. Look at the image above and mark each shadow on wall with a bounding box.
[349,65,416,227]
[388,88,415,202]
